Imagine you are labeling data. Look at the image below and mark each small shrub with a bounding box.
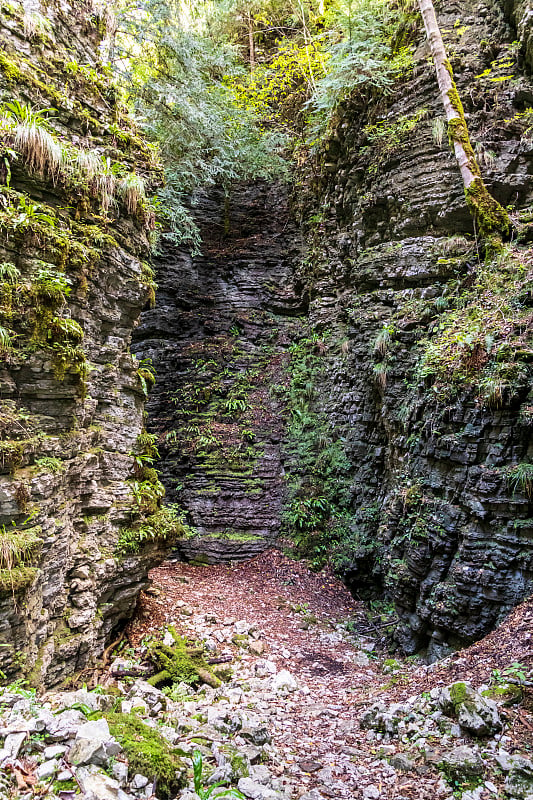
[431,116,446,147]
[0,262,20,282]
[34,456,64,474]
[506,463,533,499]
[0,524,42,571]
[116,504,192,555]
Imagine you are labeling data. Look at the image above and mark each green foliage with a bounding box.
[506,463,533,500]
[491,662,528,686]
[102,712,186,800]
[193,749,245,799]
[136,358,156,397]
[129,477,166,515]
[114,0,287,250]
[34,456,64,474]
[147,629,218,688]
[0,262,20,282]
[0,523,42,571]
[116,504,194,554]
[0,566,38,593]
[417,245,532,401]
[306,0,415,142]
[362,107,427,172]
[32,265,72,304]
[282,330,352,567]
[330,504,381,574]
[0,325,13,352]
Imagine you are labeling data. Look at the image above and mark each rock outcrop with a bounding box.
[292,0,533,656]
[134,184,303,562]
[0,0,163,684]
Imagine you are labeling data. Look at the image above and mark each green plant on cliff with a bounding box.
[0,519,42,595]
[417,245,532,401]
[282,330,352,566]
[506,463,533,500]
[114,0,287,250]
[0,523,42,571]
[116,503,194,555]
[1,100,63,180]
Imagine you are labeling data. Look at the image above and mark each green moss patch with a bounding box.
[147,629,220,689]
[102,712,186,800]
[0,565,39,594]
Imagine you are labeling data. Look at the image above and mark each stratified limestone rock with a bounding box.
[134,184,303,561]
[0,2,163,685]
[291,0,533,654]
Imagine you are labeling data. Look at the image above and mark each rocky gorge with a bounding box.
[133,0,533,661]
[0,1,532,798]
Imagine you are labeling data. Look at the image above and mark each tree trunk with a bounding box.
[417,0,510,241]
[247,11,255,70]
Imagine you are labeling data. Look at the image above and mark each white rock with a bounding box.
[237,777,279,799]
[235,620,251,635]
[131,773,149,789]
[112,761,129,784]
[76,765,130,800]
[44,744,67,760]
[254,660,277,678]
[36,759,59,780]
[272,670,298,693]
[1,732,26,763]
[363,785,380,799]
[163,630,176,646]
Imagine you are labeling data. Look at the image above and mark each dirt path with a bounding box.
[126,550,533,800]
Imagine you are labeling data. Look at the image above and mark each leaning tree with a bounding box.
[417,0,510,241]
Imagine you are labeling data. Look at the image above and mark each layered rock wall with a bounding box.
[0,0,163,684]
[294,0,533,657]
[134,185,303,563]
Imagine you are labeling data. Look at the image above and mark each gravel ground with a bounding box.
[124,550,533,800]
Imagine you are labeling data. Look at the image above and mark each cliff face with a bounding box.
[134,184,303,563]
[133,0,533,659]
[293,0,533,658]
[1,0,531,684]
[0,0,163,685]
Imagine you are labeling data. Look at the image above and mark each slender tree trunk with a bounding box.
[417,0,510,241]
[247,11,255,70]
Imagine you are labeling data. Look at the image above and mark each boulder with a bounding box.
[36,759,59,780]
[69,719,121,767]
[437,683,502,736]
[505,755,533,799]
[271,670,298,693]
[76,765,133,800]
[439,746,484,782]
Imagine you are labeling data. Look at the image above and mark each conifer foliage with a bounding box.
[112,0,287,249]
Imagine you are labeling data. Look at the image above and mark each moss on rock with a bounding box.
[147,629,220,689]
[103,712,186,800]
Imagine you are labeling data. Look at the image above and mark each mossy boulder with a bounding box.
[505,755,533,799]
[102,712,186,800]
[147,629,220,689]
[437,682,502,736]
[438,745,484,783]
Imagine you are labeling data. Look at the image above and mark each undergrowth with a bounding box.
[417,245,532,403]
